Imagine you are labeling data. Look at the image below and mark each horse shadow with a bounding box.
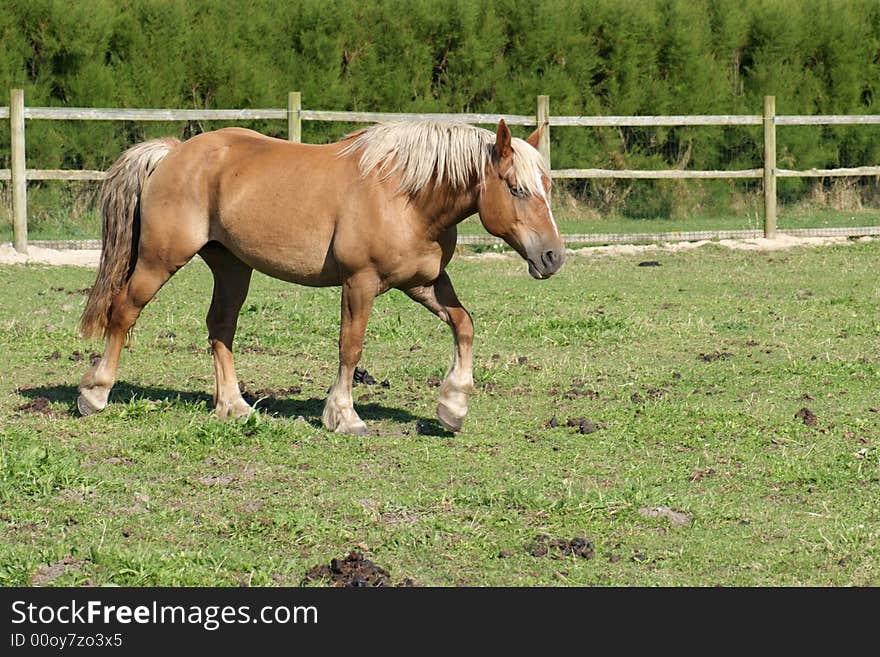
[17,382,452,436]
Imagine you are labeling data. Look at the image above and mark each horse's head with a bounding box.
[477,119,566,279]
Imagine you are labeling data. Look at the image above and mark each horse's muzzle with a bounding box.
[527,246,565,279]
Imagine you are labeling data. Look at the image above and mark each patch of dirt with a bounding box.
[690,468,716,482]
[45,350,61,361]
[527,534,595,559]
[631,386,669,404]
[16,397,54,416]
[30,556,85,586]
[638,505,692,526]
[542,416,598,434]
[795,407,818,427]
[302,551,396,587]
[698,350,733,362]
[637,260,661,267]
[426,375,441,387]
[243,385,302,402]
[102,456,135,466]
[240,344,280,355]
[564,387,599,400]
[566,417,597,434]
[197,461,263,487]
[380,511,420,526]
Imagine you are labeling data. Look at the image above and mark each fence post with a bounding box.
[536,94,550,204]
[536,95,550,165]
[288,91,301,143]
[10,88,27,253]
[763,95,777,238]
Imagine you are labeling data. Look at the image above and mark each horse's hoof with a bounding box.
[337,421,369,436]
[216,398,254,420]
[77,393,102,417]
[437,404,463,432]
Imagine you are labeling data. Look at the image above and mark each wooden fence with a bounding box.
[3,89,880,253]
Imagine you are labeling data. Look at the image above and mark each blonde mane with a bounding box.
[338,120,548,197]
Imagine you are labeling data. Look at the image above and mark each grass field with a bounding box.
[1,241,878,586]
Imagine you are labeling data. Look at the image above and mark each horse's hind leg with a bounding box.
[200,243,254,419]
[77,260,178,415]
[405,271,474,432]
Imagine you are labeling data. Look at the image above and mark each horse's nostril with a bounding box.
[542,250,556,267]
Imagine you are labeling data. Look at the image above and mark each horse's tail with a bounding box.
[80,137,180,339]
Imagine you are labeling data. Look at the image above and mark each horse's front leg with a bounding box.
[322,274,377,435]
[405,271,475,432]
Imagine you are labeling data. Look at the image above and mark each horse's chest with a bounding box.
[379,253,445,290]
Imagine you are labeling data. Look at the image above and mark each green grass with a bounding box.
[1,242,878,586]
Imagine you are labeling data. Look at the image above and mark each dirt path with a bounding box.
[1,235,873,268]
[0,243,102,268]
[568,234,873,257]
[468,234,873,261]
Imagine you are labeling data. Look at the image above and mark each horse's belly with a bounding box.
[250,252,340,286]
[218,231,341,287]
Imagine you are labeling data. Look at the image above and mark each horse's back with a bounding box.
[140,127,350,285]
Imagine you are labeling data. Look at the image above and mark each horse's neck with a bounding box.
[412,180,481,240]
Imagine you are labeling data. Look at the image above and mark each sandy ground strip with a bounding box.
[466,234,873,261]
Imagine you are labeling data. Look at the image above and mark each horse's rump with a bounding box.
[80,137,180,338]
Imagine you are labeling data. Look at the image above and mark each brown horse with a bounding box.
[77,119,565,434]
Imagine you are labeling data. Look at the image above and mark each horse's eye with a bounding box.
[507,183,527,199]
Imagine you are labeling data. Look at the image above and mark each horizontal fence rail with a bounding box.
[301,110,536,125]
[550,115,762,126]
[551,168,764,179]
[3,89,880,253]
[20,106,538,126]
[22,107,289,121]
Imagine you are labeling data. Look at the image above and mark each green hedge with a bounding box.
[2,0,880,222]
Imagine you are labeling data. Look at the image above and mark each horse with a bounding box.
[77,118,565,435]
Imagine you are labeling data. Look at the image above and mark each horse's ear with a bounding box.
[526,123,545,149]
[494,119,513,160]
